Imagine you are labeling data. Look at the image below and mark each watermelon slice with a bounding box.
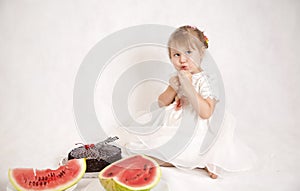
[98,155,161,191]
[8,158,86,191]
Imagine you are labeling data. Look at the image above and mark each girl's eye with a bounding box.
[185,50,192,55]
[173,53,180,57]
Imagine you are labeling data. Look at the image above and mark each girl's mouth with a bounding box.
[181,66,188,70]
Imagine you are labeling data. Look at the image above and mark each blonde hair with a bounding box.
[168,25,208,58]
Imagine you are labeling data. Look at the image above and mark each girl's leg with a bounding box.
[149,156,218,178]
[148,156,174,167]
[204,167,218,179]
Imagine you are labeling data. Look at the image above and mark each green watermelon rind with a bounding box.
[99,155,161,191]
[8,158,87,191]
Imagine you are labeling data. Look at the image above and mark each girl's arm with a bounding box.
[158,86,177,107]
[187,89,216,119]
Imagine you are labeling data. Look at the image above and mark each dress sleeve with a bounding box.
[197,72,219,101]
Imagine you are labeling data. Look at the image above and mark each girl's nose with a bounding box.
[180,54,187,63]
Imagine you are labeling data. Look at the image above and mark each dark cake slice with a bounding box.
[68,136,122,172]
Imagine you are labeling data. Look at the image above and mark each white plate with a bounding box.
[6,182,77,191]
[83,179,169,191]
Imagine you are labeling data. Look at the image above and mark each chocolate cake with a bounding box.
[68,136,122,172]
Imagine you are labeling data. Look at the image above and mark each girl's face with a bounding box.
[170,45,204,74]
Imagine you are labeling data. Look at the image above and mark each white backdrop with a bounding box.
[1,0,299,190]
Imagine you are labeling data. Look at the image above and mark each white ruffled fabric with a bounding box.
[194,71,219,100]
[124,71,256,177]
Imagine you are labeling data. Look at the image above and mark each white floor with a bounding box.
[4,132,300,191]
[73,152,300,191]
[72,130,300,191]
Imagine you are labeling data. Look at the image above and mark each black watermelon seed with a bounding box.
[149,167,153,173]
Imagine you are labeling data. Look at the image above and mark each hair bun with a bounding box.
[181,25,209,49]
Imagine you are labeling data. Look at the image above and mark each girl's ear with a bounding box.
[201,46,206,53]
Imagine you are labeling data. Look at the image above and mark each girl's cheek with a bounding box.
[172,64,178,70]
[171,60,178,68]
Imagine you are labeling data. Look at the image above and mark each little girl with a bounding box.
[125,25,255,179]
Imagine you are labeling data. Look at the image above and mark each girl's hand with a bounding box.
[178,70,192,83]
[178,70,194,97]
[175,96,181,110]
[175,96,190,111]
[169,75,180,92]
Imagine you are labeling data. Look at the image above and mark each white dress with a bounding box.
[124,71,256,176]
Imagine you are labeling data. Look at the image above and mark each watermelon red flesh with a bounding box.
[9,159,86,191]
[101,155,159,188]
